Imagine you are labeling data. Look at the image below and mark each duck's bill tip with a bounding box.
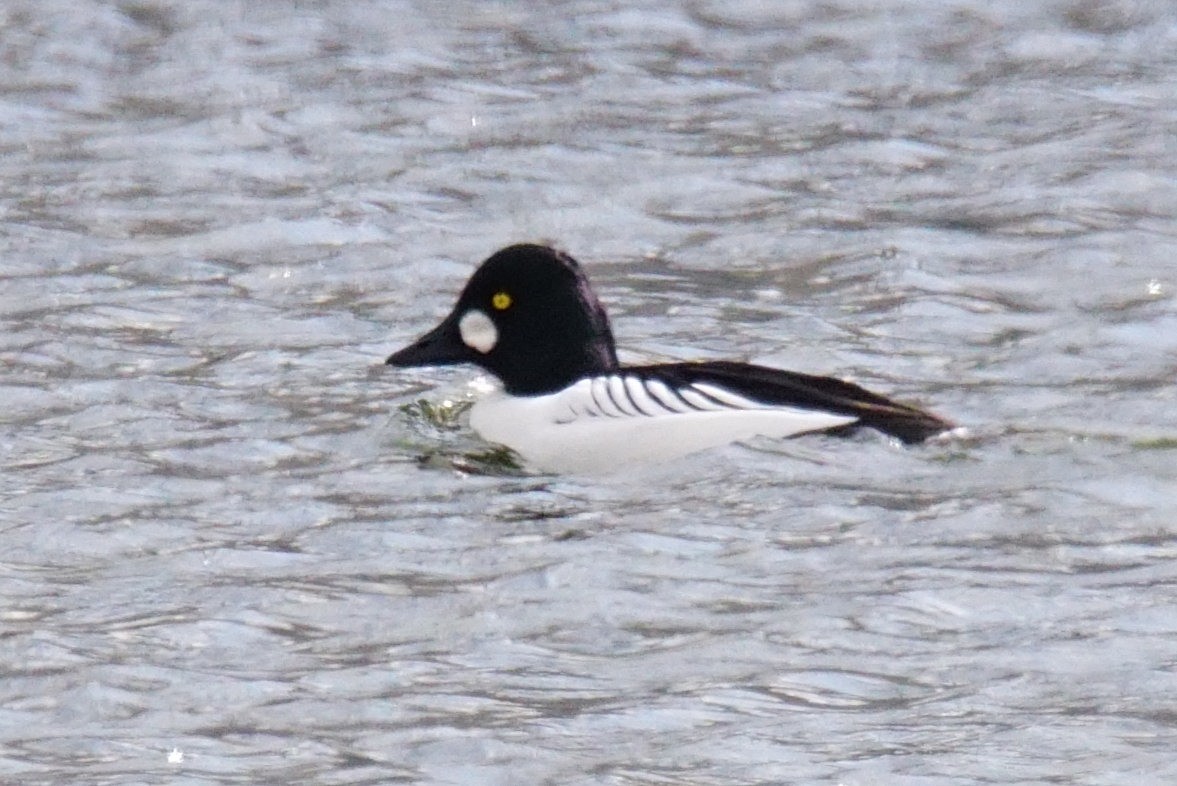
[385,342,440,367]
[385,323,469,368]
[384,348,411,366]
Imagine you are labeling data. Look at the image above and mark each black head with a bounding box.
[385,244,620,395]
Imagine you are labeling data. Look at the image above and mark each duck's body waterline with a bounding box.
[386,244,953,472]
[468,375,859,474]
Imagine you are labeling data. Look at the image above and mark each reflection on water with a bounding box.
[2,1,1176,783]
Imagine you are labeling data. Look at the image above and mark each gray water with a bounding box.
[2,1,1176,784]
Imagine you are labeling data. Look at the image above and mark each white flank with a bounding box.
[468,374,858,474]
[458,310,497,354]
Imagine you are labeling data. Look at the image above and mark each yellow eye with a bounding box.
[491,291,512,311]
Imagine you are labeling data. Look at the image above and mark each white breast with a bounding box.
[467,374,857,474]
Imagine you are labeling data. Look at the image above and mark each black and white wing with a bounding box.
[466,363,951,473]
[625,361,952,443]
[556,372,820,421]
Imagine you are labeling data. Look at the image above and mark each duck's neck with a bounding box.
[501,335,618,396]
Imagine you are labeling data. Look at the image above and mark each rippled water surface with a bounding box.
[3,1,1176,784]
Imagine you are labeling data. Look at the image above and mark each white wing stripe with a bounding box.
[677,388,725,411]
[593,376,625,417]
[623,376,661,416]
[643,379,694,413]
[564,375,790,420]
[607,375,640,416]
[691,382,763,410]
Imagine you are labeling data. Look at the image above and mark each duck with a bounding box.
[386,244,952,473]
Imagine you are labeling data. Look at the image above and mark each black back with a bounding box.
[631,360,952,444]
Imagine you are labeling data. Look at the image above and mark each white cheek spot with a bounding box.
[458,309,498,354]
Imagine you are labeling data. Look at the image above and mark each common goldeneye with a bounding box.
[386,244,952,473]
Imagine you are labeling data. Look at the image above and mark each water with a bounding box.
[2,1,1176,783]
